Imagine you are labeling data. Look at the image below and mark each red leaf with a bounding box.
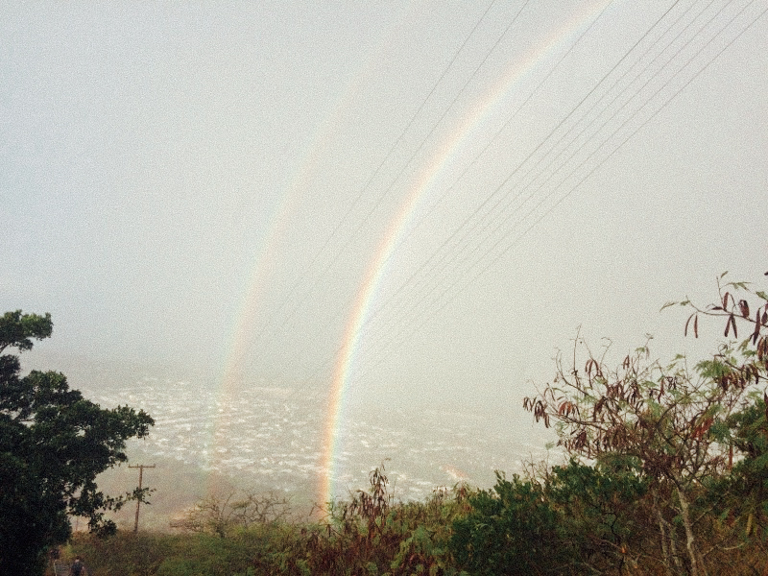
[739,299,750,319]
[764,392,768,422]
[758,337,768,361]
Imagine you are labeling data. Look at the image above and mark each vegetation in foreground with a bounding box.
[0,311,154,575]
[15,274,768,575]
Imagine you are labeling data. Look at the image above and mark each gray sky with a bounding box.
[2,0,767,415]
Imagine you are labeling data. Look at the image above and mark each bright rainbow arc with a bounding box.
[319,0,615,506]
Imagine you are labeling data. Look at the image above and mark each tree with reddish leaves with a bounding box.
[523,273,768,576]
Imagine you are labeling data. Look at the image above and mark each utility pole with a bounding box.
[128,464,155,533]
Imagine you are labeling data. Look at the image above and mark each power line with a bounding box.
[246,1,538,379]
[344,0,700,371]
[236,0,504,372]
[345,0,691,358]
[289,0,704,397]
[348,0,766,385]
[350,0,745,377]
[240,0,763,404]
[401,0,729,310]
[336,0,621,345]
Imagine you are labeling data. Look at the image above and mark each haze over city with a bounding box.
[2,1,767,506]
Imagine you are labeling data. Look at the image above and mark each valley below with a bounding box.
[38,356,550,530]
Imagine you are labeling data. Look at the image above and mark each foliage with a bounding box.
[449,459,648,576]
[49,273,768,575]
[545,457,650,570]
[304,463,472,575]
[669,273,768,566]
[0,310,154,575]
[70,531,172,576]
[703,393,768,546]
[517,274,768,576]
[451,471,565,575]
[71,463,473,576]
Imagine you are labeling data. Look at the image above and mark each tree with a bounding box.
[676,274,768,549]
[522,274,768,576]
[171,490,292,537]
[0,310,154,575]
[707,393,768,542]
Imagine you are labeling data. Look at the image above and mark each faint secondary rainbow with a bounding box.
[206,73,376,483]
[207,5,419,487]
[205,151,312,483]
[319,0,615,505]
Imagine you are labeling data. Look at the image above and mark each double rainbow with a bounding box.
[216,0,615,504]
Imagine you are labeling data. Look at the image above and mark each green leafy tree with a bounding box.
[675,275,768,548]
[544,457,650,572]
[703,393,768,545]
[0,310,154,575]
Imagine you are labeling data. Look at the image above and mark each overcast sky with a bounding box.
[2,0,767,416]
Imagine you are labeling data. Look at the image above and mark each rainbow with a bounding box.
[319,0,615,505]
[208,74,365,479]
[210,5,418,483]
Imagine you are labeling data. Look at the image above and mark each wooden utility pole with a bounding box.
[128,464,155,533]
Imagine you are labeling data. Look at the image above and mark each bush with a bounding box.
[450,471,567,575]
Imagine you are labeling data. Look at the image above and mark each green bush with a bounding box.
[449,459,649,576]
[450,472,567,575]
